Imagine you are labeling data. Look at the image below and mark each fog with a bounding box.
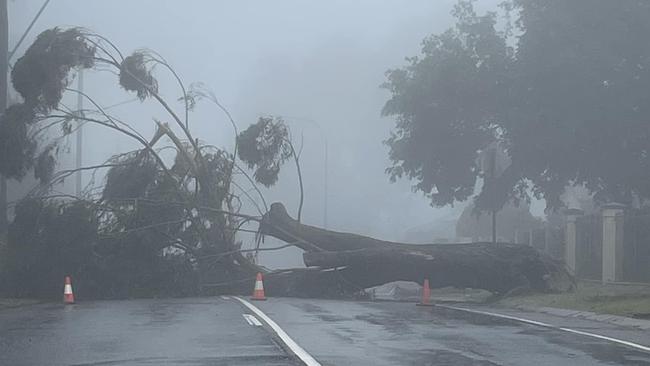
[8,0,503,267]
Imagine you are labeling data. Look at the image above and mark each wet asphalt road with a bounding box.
[256,298,650,365]
[0,297,649,366]
[0,297,297,366]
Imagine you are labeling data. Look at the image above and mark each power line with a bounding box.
[103,97,139,110]
[7,0,51,63]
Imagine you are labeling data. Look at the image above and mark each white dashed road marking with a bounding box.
[242,313,262,326]
[234,297,322,366]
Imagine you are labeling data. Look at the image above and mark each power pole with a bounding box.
[0,0,51,234]
[324,139,328,229]
[1,0,8,235]
[492,206,497,244]
[75,71,84,196]
[489,147,497,244]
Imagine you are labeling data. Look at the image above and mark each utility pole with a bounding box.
[75,71,84,196]
[489,147,497,244]
[287,116,329,229]
[492,204,497,243]
[324,139,328,229]
[0,0,51,234]
[1,0,8,235]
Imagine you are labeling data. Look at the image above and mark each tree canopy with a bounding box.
[237,116,292,188]
[382,0,650,211]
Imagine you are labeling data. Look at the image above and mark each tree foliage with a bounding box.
[103,151,159,201]
[382,2,511,207]
[11,27,95,112]
[119,51,159,100]
[382,0,650,211]
[455,201,542,241]
[0,28,296,299]
[237,116,293,187]
[0,104,35,179]
[0,28,94,181]
[5,198,97,298]
[507,0,650,207]
[33,145,56,182]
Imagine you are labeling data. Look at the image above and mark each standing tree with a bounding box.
[382,0,650,212]
[382,1,512,210]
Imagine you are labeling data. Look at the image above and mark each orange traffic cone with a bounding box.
[251,272,266,301]
[63,276,75,304]
[416,278,433,306]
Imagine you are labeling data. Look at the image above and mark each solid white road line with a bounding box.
[220,296,230,300]
[437,304,650,353]
[558,327,650,353]
[234,297,321,366]
[242,313,262,326]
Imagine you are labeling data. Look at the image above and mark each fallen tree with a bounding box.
[0,28,301,299]
[1,27,573,300]
[260,202,574,295]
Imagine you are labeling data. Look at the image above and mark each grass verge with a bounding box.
[499,280,650,318]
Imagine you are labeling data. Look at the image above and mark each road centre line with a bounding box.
[234,297,321,366]
[242,313,254,326]
[436,304,650,353]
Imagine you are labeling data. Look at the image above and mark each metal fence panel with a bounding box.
[623,212,650,282]
[575,215,602,280]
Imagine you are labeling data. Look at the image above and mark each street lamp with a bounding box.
[280,115,328,229]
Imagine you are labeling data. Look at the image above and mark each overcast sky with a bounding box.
[8,1,506,267]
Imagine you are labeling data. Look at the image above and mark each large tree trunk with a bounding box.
[260,203,573,295]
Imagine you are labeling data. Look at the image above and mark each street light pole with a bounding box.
[308,121,328,229]
[281,116,329,229]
